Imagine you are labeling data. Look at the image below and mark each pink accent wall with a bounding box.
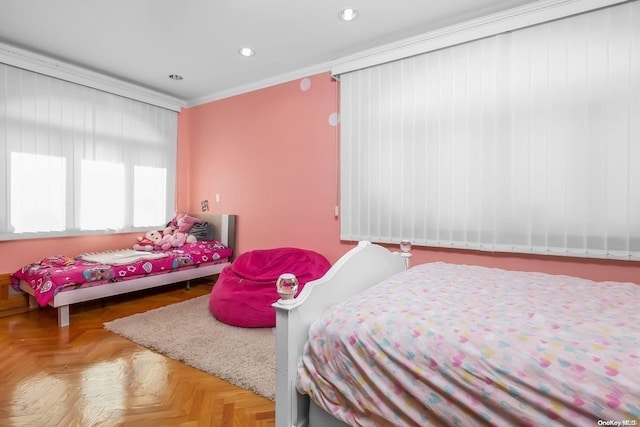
[177,74,343,262]
[1,71,638,286]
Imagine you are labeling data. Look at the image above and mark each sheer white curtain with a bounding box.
[339,1,640,260]
[0,64,177,240]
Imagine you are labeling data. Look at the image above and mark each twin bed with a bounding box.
[11,214,236,327]
[274,241,640,426]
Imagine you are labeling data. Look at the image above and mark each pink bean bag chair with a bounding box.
[209,247,331,328]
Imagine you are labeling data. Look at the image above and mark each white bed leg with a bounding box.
[58,306,70,327]
[28,294,38,309]
[185,280,191,290]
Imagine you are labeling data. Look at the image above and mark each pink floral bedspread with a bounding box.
[297,262,640,426]
[11,241,232,307]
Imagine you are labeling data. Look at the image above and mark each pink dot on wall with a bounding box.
[328,112,340,126]
[300,78,311,91]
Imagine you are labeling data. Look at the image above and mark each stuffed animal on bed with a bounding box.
[133,230,162,251]
[163,224,177,236]
[155,226,176,251]
[169,231,197,248]
[149,224,196,250]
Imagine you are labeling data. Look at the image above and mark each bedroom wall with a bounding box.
[178,71,640,285]
[0,232,139,274]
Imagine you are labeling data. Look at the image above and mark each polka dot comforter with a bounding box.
[297,262,640,426]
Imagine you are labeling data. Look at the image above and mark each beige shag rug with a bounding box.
[103,295,275,400]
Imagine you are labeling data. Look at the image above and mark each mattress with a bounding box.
[297,262,640,426]
[11,240,232,307]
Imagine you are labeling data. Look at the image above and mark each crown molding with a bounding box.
[0,42,185,112]
[331,0,629,76]
[186,62,334,107]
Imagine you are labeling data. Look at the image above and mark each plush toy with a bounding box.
[133,230,162,251]
[155,229,174,250]
[169,231,197,248]
[145,224,182,250]
[169,232,187,248]
[138,223,196,251]
[163,224,177,236]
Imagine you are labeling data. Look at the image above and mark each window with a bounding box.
[80,160,125,230]
[337,1,640,260]
[0,64,177,240]
[10,152,66,233]
[133,165,168,227]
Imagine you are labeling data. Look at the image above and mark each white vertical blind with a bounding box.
[339,1,640,260]
[0,64,177,239]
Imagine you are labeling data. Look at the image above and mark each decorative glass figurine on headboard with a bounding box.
[399,240,412,268]
[276,273,299,304]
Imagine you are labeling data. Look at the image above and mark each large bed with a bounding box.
[11,213,236,327]
[273,241,640,426]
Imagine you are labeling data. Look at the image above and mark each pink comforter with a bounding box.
[297,262,640,426]
[11,241,232,307]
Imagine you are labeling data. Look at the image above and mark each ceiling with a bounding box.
[0,0,541,106]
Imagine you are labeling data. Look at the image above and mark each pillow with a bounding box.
[190,222,214,241]
[168,212,202,233]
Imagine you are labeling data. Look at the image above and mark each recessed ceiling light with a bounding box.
[338,8,359,22]
[238,47,255,57]
[169,74,183,80]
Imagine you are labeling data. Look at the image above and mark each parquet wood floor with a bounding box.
[0,279,275,427]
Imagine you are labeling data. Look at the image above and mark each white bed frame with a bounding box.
[272,241,409,427]
[20,213,236,327]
